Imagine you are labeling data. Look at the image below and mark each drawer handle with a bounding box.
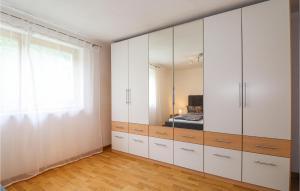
[133,139,143,143]
[115,135,124,139]
[255,144,277,150]
[116,126,124,129]
[181,148,195,152]
[254,161,277,167]
[134,129,143,132]
[215,139,232,144]
[155,143,167,147]
[213,153,231,159]
[156,131,167,135]
[182,135,195,139]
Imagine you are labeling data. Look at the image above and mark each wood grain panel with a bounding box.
[112,121,128,132]
[149,126,173,140]
[174,128,203,144]
[204,131,242,150]
[129,123,148,136]
[243,135,291,158]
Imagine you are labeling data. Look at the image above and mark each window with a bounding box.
[0,26,84,114]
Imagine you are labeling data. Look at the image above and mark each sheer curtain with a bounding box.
[0,14,102,187]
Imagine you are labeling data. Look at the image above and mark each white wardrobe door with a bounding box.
[174,141,203,171]
[204,9,242,134]
[111,40,129,122]
[242,0,291,139]
[204,146,241,181]
[242,152,290,191]
[128,35,149,124]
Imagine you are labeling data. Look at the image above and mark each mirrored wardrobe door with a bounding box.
[148,28,174,139]
[173,19,204,130]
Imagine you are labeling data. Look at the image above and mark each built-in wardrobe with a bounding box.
[111,0,291,190]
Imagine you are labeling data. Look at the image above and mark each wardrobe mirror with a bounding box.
[173,19,204,130]
[149,28,174,128]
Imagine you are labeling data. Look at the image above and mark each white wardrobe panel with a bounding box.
[112,131,129,153]
[174,141,203,171]
[204,146,241,181]
[129,35,149,124]
[243,152,290,191]
[242,0,291,139]
[149,137,173,164]
[129,134,149,158]
[111,41,129,122]
[204,9,242,134]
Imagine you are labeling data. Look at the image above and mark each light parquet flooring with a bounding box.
[7,148,257,191]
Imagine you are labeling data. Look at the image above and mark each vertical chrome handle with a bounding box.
[125,89,129,104]
[128,89,131,104]
[243,82,247,107]
[239,82,242,107]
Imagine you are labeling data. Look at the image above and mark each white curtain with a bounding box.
[0,14,102,187]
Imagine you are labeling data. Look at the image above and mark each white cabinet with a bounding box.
[112,131,128,153]
[149,137,173,164]
[174,141,203,171]
[204,9,242,135]
[204,146,241,181]
[242,152,290,191]
[128,35,149,125]
[129,134,148,158]
[242,0,291,139]
[111,40,129,122]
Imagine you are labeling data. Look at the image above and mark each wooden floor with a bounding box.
[6,148,297,191]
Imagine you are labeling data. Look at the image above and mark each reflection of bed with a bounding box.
[164,95,203,130]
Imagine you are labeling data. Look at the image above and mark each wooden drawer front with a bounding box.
[149,137,173,164]
[174,128,203,144]
[129,123,148,136]
[204,131,242,150]
[242,152,290,191]
[112,121,128,132]
[149,126,173,140]
[129,134,148,158]
[204,146,241,181]
[112,131,128,153]
[243,136,291,158]
[174,141,203,171]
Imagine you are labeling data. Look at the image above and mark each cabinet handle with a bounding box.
[215,139,232,144]
[255,144,278,150]
[116,126,124,129]
[155,143,167,147]
[134,129,143,132]
[213,153,231,159]
[156,131,167,135]
[133,139,143,143]
[128,89,131,104]
[181,148,195,152]
[182,135,195,139]
[115,135,124,139]
[243,82,247,107]
[254,161,277,167]
[125,89,129,104]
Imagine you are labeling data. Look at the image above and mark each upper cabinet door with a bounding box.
[242,0,291,139]
[204,9,242,134]
[129,35,149,124]
[111,40,129,122]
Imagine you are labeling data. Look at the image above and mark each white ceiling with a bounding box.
[1,0,262,43]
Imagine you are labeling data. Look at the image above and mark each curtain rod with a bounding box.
[0,11,102,47]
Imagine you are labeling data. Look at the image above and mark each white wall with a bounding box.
[100,44,111,147]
